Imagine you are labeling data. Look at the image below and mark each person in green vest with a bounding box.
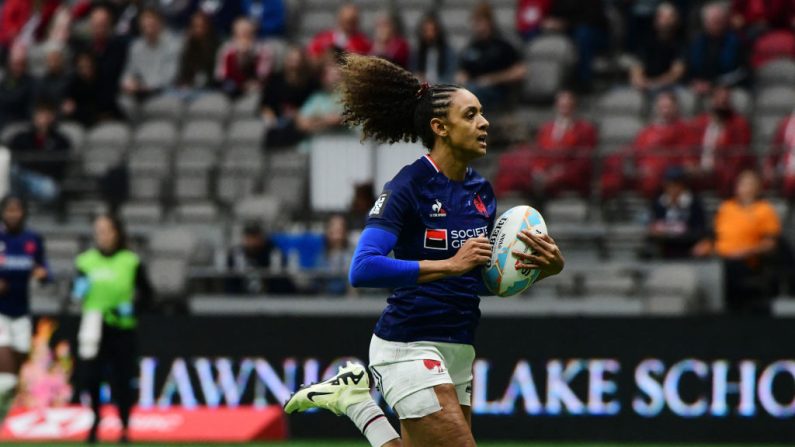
[72,214,153,444]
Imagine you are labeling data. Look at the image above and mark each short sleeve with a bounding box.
[365,181,415,236]
[759,203,782,237]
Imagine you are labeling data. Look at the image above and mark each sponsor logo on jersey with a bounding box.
[0,255,35,270]
[24,241,36,255]
[423,359,446,374]
[473,194,489,217]
[368,191,392,217]
[450,225,489,249]
[424,229,448,250]
[429,199,447,218]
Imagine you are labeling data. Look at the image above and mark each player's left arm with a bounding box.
[32,234,51,283]
[512,231,565,282]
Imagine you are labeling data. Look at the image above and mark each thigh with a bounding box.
[400,384,475,447]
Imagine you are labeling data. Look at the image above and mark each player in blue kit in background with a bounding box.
[0,196,49,422]
[285,54,564,446]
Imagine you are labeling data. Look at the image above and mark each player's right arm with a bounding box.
[348,229,490,288]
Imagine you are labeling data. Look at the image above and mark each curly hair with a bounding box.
[339,53,459,149]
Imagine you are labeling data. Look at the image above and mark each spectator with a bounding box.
[730,0,795,39]
[457,2,526,108]
[764,108,795,199]
[412,12,457,84]
[688,2,745,95]
[349,182,375,229]
[645,167,707,259]
[0,45,35,131]
[120,8,181,100]
[295,58,344,138]
[225,222,293,295]
[307,3,371,61]
[216,17,274,97]
[618,0,660,55]
[693,170,782,314]
[630,3,686,94]
[176,11,220,90]
[686,85,752,196]
[34,42,71,107]
[260,46,319,148]
[196,0,240,36]
[602,91,694,198]
[371,11,410,69]
[158,0,198,30]
[241,0,286,38]
[542,0,609,91]
[69,5,128,110]
[495,90,596,199]
[0,0,61,55]
[63,52,124,127]
[320,214,354,296]
[7,102,70,203]
[516,0,551,41]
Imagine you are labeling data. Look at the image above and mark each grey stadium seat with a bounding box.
[120,202,163,224]
[216,171,258,204]
[232,92,260,120]
[181,120,224,149]
[221,146,264,174]
[597,88,645,117]
[128,147,171,177]
[86,122,131,149]
[149,227,197,257]
[59,121,86,151]
[82,146,125,176]
[235,195,280,225]
[756,59,795,87]
[526,34,577,66]
[175,147,216,172]
[676,88,697,117]
[174,172,212,201]
[265,174,305,212]
[522,60,564,103]
[186,93,231,121]
[0,122,28,144]
[544,198,589,224]
[755,86,795,115]
[442,9,470,34]
[753,114,783,147]
[226,119,264,147]
[174,202,220,223]
[141,94,184,122]
[148,257,188,297]
[731,88,753,116]
[133,121,178,148]
[599,116,644,147]
[299,10,336,37]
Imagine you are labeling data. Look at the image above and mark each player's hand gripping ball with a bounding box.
[482,206,547,297]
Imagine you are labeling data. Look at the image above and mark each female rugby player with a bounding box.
[0,196,49,422]
[285,54,564,447]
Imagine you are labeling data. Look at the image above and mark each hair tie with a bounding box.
[416,82,430,99]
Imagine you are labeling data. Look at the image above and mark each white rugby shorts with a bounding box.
[0,314,32,353]
[369,334,475,419]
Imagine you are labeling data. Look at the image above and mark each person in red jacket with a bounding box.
[731,0,795,36]
[686,85,752,197]
[516,0,551,41]
[307,3,371,62]
[0,0,60,53]
[215,17,274,97]
[602,91,694,198]
[764,109,795,199]
[495,90,596,198]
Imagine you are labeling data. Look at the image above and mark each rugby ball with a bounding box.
[482,205,548,297]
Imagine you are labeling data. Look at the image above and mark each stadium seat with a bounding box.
[645,265,698,298]
[544,198,590,224]
[299,10,336,36]
[181,120,224,149]
[755,86,795,115]
[442,9,470,34]
[221,146,264,173]
[174,202,220,223]
[265,174,305,212]
[186,93,231,122]
[597,88,645,117]
[756,59,795,87]
[86,122,131,149]
[731,88,753,116]
[235,195,281,227]
[268,149,308,172]
[226,119,265,147]
[81,146,126,177]
[0,121,28,145]
[133,121,178,149]
[675,88,697,117]
[59,121,86,151]
[231,92,261,120]
[753,114,783,148]
[175,146,216,172]
[522,60,564,103]
[216,172,259,204]
[598,116,643,149]
[141,94,184,123]
[128,147,171,177]
[120,201,163,224]
[526,34,577,66]
[175,172,212,201]
[149,227,197,257]
[148,256,188,297]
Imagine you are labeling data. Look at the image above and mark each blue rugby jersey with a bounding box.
[367,155,496,345]
[0,229,47,317]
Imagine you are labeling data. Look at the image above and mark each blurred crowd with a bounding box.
[0,0,794,307]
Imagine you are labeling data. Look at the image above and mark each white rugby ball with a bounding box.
[482,205,548,297]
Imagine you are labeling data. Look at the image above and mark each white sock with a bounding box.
[345,399,399,447]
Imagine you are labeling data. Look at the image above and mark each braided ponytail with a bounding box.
[339,54,459,148]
